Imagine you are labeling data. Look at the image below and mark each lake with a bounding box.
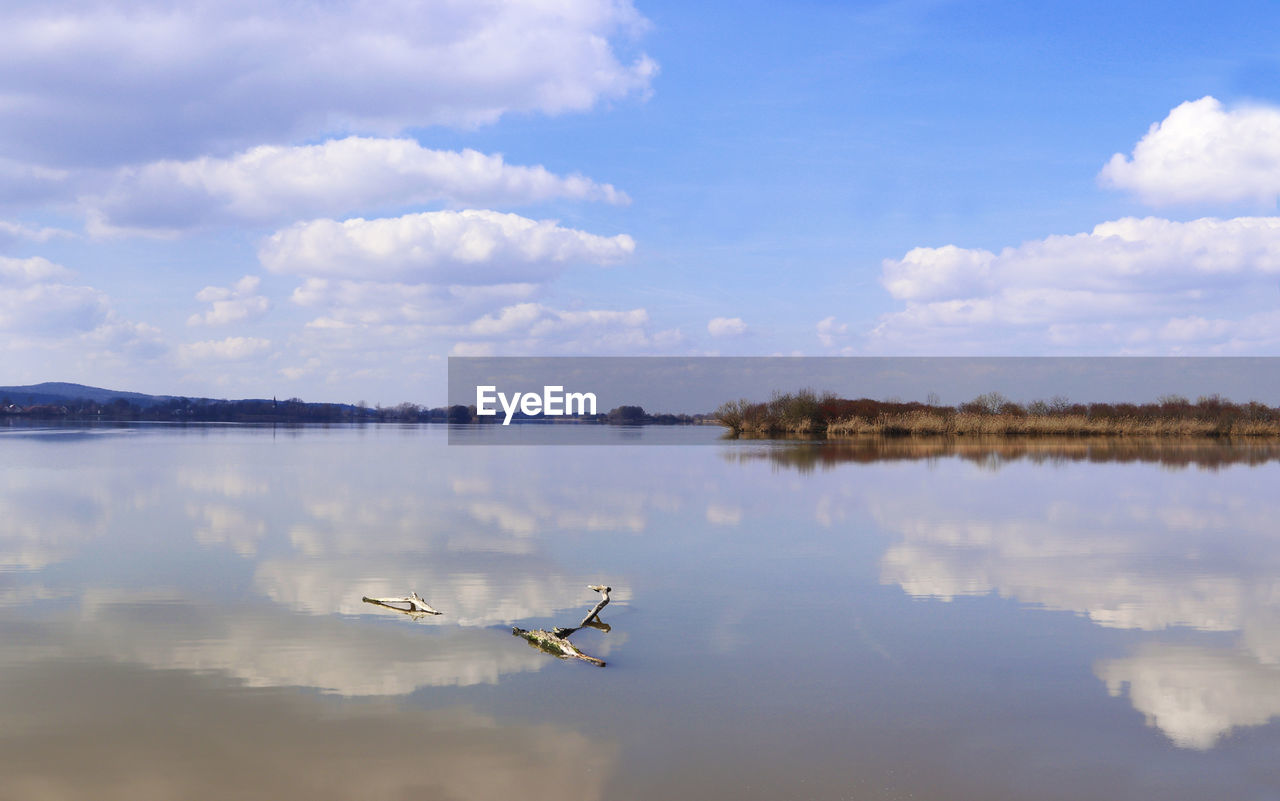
[2,423,1280,799]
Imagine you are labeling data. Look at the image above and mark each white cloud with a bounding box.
[80,318,168,363]
[450,341,495,357]
[291,278,538,326]
[188,275,269,326]
[0,259,167,371]
[707,316,747,337]
[0,0,656,167]
[260,209,635,284]
[88,137,629,233]
[1100,97,1280,207]
[450,303,660,354]
[881,244,996,303]
[177,336,271,365]
[468,303,648,338]
[0,255,73,284]
[0,219,72,247]
[871,216,1280,353]
[292,284,669,356]
[816,315,849,347]
[0,157,70,205]
[0,256,109,336]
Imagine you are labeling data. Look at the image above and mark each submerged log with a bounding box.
[512,627,606,667]
[512,584,611,667]
[361,591,442,617]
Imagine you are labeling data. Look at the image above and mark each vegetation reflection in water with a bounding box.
[728,434,1280,473]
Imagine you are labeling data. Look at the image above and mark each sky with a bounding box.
[4,0,1280,405]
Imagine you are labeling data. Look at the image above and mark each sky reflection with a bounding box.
[4,425,1280,799]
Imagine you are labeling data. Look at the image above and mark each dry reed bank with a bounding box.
[716,390,1280,438]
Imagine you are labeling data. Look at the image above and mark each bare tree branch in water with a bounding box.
[360,585,614,666]
[513,585,612,667]
[361,592,442,617]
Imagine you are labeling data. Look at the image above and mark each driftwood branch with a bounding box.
[361,592,442,617]
[577,584,611,628]
[512,584,611,667]
[512,628,607,667]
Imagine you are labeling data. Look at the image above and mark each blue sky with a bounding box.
[3,0,1280,404]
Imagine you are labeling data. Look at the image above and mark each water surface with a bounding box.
[3,424,1280,799]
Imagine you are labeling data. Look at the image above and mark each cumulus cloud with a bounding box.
[707,316,747,337]
[0,256,110,336]
[1101,97,1280,207]
[260,209,635,284]
[188,275,269,326]
[88,137,629,233]
[177,336,271,365]
[0,256,166,372]
[0,0,657,167]
[871,216,1280,353]
[0,255,73,284]
[816,315,849,348]
[80,318,168,364]
[289,279,678,360]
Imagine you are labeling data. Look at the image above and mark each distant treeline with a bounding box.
[1,396,707,425]
[3,396,387,423]
[716,389,1280,438]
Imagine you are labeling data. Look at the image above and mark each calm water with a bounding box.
[3,424,1280,800]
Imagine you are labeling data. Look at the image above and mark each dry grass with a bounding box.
[717,390,1280,439]
[823,411,1280,438]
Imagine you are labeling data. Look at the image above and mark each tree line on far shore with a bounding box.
[1,395,707,425]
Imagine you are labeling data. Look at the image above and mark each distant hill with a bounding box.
[0,382,174,408]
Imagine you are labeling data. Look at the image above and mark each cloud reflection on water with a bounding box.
[0,429,644,696]
[71,587,554,694]
[11,426,1280,765]
[1096,643,1280,750]
[752,438,1280,749]
[0,659,617,801]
